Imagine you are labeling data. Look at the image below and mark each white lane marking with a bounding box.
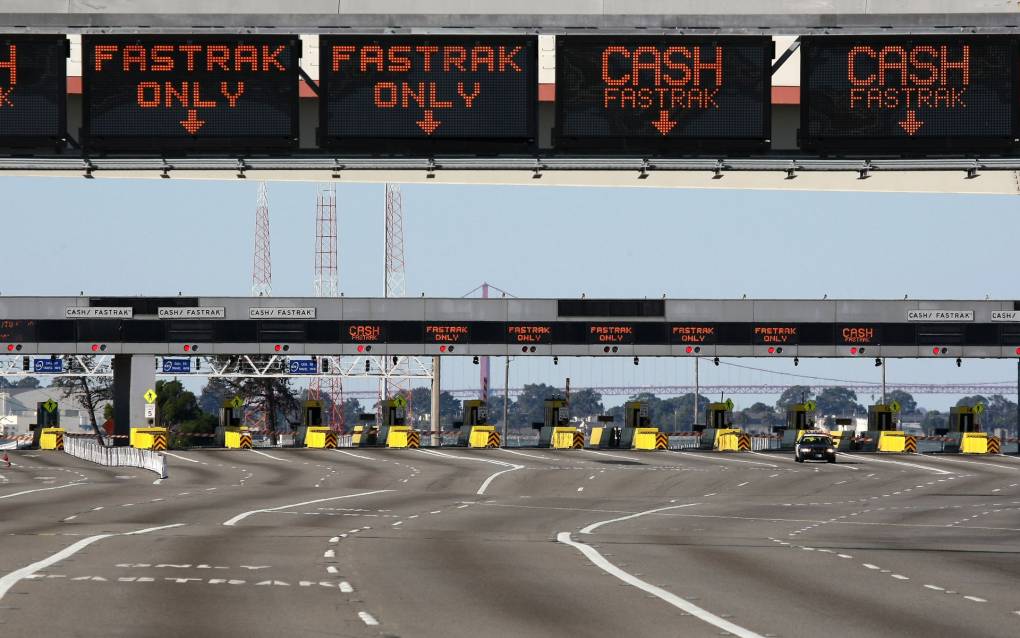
[358,611,379,626]
[0,482,84,500]
[222,490,393,526]
[964,596,987,603]
[416,449,524,495]
[499,449,556,461]
[680,452,777,468]
[331,449,377,461]
[339,581,353,593]
[577,487,584,492]
[580,503,699,535]
[249,449,290,462]
[152,478,163,485]
[0,523,184,601]
[737,482,750,487]
[62,515,77,522]
[891,574,909,580]
[924,584,945,591]
[841,453,953,475]
[477,464,523,495]
[326,566,338,574]
[323,550,335,558]
[863,564,881,570]
[329,536,339,543]
[837,554,853,559]
[163,452,200,464]
[583,450,648,462]
[558,532,764,638]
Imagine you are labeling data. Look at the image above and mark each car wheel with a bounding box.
[795,457,804,463]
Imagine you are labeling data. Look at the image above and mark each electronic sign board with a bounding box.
[0,319,36,342]
[0,36,66,146]
[507,324,552,345]
[82,35,300,152]
[425,324,470,344]
[801,36,1017,152]
[319,35,537,153]
[556,36,772,153]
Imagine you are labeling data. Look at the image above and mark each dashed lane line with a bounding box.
[0,523,185,601]
[498,449,557,461]
[163,452,201,464]
[558,532,764,638]
[416,448,524,495]
[330,449,377,461]
[358,611,379,626]
[840,454,954,475]
[249,449,291,462]
[222,490,393,526]
[0,482,85,500]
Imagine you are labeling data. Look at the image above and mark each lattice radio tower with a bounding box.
[310,184,345,431]
[252,182,272,297]
[383,183,412,402]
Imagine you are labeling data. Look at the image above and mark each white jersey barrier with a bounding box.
[63,436,168,479]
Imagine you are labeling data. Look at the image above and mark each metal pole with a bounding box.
[881,358,886,404]
[693,358,699,429]
[502,356,510,447]
[1016,359,1019,456]
[430,355,440,447]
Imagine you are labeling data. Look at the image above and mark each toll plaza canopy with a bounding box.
[2,296,1020,359]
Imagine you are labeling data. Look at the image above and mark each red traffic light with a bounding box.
[183,344,190,352]
[439,345,447,353]
[767,347,775,354]
[5,344,12,352]
[274,344,281,352]
[685,346,693,354]
[850,347,858,355]
[356,345,364,353]
[91,344,106,352]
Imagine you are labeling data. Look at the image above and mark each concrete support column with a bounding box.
[112,354,155,446]
[430,355,441,447]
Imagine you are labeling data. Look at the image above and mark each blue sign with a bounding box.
[162,359,191,374]
[288,359,317,374]
[33,359,63,373]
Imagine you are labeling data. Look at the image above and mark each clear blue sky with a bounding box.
[2,176,1017,410]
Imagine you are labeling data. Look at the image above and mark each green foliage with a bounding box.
[885,390,918,414]
[815,387,863,417]
[776,385,814,412]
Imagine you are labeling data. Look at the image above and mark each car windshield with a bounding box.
[801,436,831,445]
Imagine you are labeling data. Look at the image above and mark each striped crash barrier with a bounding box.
[63,435,167,479]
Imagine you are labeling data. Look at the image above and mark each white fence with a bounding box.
[63,436,168,479]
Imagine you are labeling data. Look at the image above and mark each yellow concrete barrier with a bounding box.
[961,432,989,454]
[988,437,1001,454]
[715,429,743,452]
[588,427,604,448]
[551,427,579,449]
[306,426,337,449]
[39,427,64,450]
[351,425,364,446]
[468,425,498,448]
[632,427,660,450]
[131,427,169,450]
[386,426,420,449]
[224,427,251,449]
[877,431,907,453]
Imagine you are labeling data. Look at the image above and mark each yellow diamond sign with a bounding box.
[724,398,734,411]
[42,399,58,413]
[392,395,407,408]
[143,389,158,404]
[229,395,245,410]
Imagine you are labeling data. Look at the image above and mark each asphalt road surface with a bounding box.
[2,447,1019,637]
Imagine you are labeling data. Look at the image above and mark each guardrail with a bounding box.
[63,436,167,478]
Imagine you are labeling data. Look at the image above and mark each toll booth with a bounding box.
[779,402,820,447]
[587,415,616,449]
[590,401,662,450]
[700,401,747,452]
[352,413,377,447]
[303,400,337,449]
[31,401,61,448]
[357,399,416,448]
[779,402,817,450]
[945,405,989,454]
[216,401,249,449]
[454,399,499,448]
[858,403,906,453]
[534,399,583,449]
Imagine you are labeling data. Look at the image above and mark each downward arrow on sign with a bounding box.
[651,110,676,136]
[898,110,923,136]
[180,109,206,135]
[416,109,441,135]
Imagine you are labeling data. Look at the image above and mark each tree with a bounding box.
[202,357,300,443]
[814,387,863,417]
[605,393,710,432]
[920,409,947,434]
[737,402,780,431]
[512,383,564,428]
[958,394,1019,435]
[51,356,112,444]
[568,388,603,420]
[776,386,814,413]
[15,377,40,389]
[885,390,918,414]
